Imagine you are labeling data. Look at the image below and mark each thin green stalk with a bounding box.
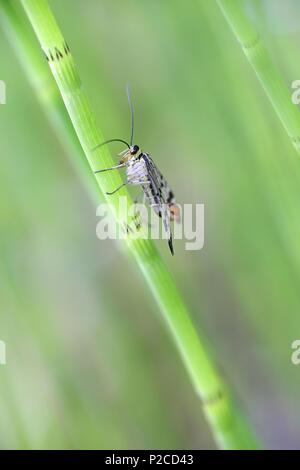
[17,0,258,449]
[217,0,300,154]
[0,0,100,203]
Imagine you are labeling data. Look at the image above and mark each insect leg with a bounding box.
[94,162,126,174]
[106,182,127,195]
[132,191,149,229]
[133,191,145,204]
[129,180,151,185]
[106,180,150,196]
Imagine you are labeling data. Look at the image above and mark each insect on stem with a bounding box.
[93,87,178,255]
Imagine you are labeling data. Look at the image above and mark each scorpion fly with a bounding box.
[94,86,179,255]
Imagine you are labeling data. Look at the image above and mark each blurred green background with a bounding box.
[1,0,300,449]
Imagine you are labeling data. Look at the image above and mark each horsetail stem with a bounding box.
[217,0,300,154]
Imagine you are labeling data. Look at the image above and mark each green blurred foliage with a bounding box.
[1,0,300,449]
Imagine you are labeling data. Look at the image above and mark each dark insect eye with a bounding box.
[130,145,139,155]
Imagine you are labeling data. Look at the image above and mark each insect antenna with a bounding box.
[126,84,135,146]
[92,138,131,152]
[93,86,135,152]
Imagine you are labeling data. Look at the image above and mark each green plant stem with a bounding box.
[0,0,101,204]
[17,0,258,449]
[217,0,300,154]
